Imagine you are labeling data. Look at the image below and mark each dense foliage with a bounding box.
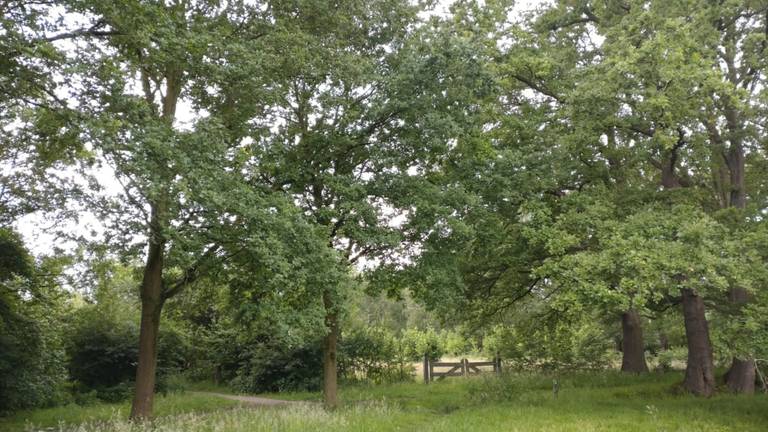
[1,0,767,419]
[0,229,68,412]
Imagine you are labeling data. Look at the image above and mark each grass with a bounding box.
[2,372,766,431]
[0,391,240,432]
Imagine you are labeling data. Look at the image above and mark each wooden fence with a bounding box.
[423,355,502,383]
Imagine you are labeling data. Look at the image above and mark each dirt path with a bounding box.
[194,391,302,407]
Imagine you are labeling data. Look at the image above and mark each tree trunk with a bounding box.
[725,287,755,393]
[130,235,166,420]
[620,309,648,373]
[726,143,746,209]
[128,64,179,420]
[726,358,755,394]
[659,333,669,351]
[681,288,715,396]
[322,310,339,410]
[656,137,716,395]
[720,128,755,393]
[661,157,682,189]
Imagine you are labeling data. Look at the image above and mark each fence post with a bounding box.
[423,353,430,384]
[494,354,502,375]
[462,358,469,377]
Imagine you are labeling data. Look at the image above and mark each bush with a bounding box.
[340,326,414,383]
[483,317,613,371]
[230,340,324,393]
[0,230,68,412]
[443,330,474,357]
[400,328,445,362]
[652,347,687,372]
[184,317,325,394]
[67,317,138,390]
[66,307,191,402]
[337,326,463,384]
[0,303,68,412]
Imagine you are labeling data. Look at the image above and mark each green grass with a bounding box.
[0,391,240,432]
[2,372,767,431]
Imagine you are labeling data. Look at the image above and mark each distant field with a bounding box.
[2,372,766,431]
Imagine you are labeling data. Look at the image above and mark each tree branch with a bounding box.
[37,20,121,43]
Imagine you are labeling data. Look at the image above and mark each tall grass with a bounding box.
[0,392,239,432]
[3,372,767,432]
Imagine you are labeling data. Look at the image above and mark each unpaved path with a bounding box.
[194,391,306,407]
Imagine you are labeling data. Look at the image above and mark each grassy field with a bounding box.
[2,372,766,431]
[0,392,240,432]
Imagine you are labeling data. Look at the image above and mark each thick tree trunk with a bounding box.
[726,358,755,394]
[130,236,166,420]
[719,131,755,393]
[725,287,755,393]
[656,138,716,395]
[620,309,648,373]
[681,288,715,396]
[322,310,339,410]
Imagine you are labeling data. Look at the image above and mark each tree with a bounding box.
[227,0,494,408]
[496,0,768,394]
[50,0,333,418]
[379,0,767,396]
[577,0,768,394]
[59,1,235,417]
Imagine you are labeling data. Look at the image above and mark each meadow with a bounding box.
[2,372,766,432]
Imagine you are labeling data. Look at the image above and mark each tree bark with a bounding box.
[128,49,181,420]
[726,358,755,394]
[322,308,339,410]
[654,144,716,395]
[725,287,755,393]
[620,309,648,373]
[129,231,166,420]
[719,97,754,393]
[722,142,754,393]
[681,288,715,396]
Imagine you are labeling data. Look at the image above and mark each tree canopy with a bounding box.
[2,0,767,418]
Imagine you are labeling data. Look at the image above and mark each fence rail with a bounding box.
[423,356,501,383]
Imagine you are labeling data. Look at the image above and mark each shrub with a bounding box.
[400,328,445,362]
[337,326,463,384]
[483,318,613,371]
[67,317,139,390]
[0,230,68,412]
[443,330,474,357]
[339,327,413,383]
[0,302,69,412]
[66,307,191,402]
[652,347,687,372]
[230,340,324,393]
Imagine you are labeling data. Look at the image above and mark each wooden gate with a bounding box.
[423,356,501,383]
